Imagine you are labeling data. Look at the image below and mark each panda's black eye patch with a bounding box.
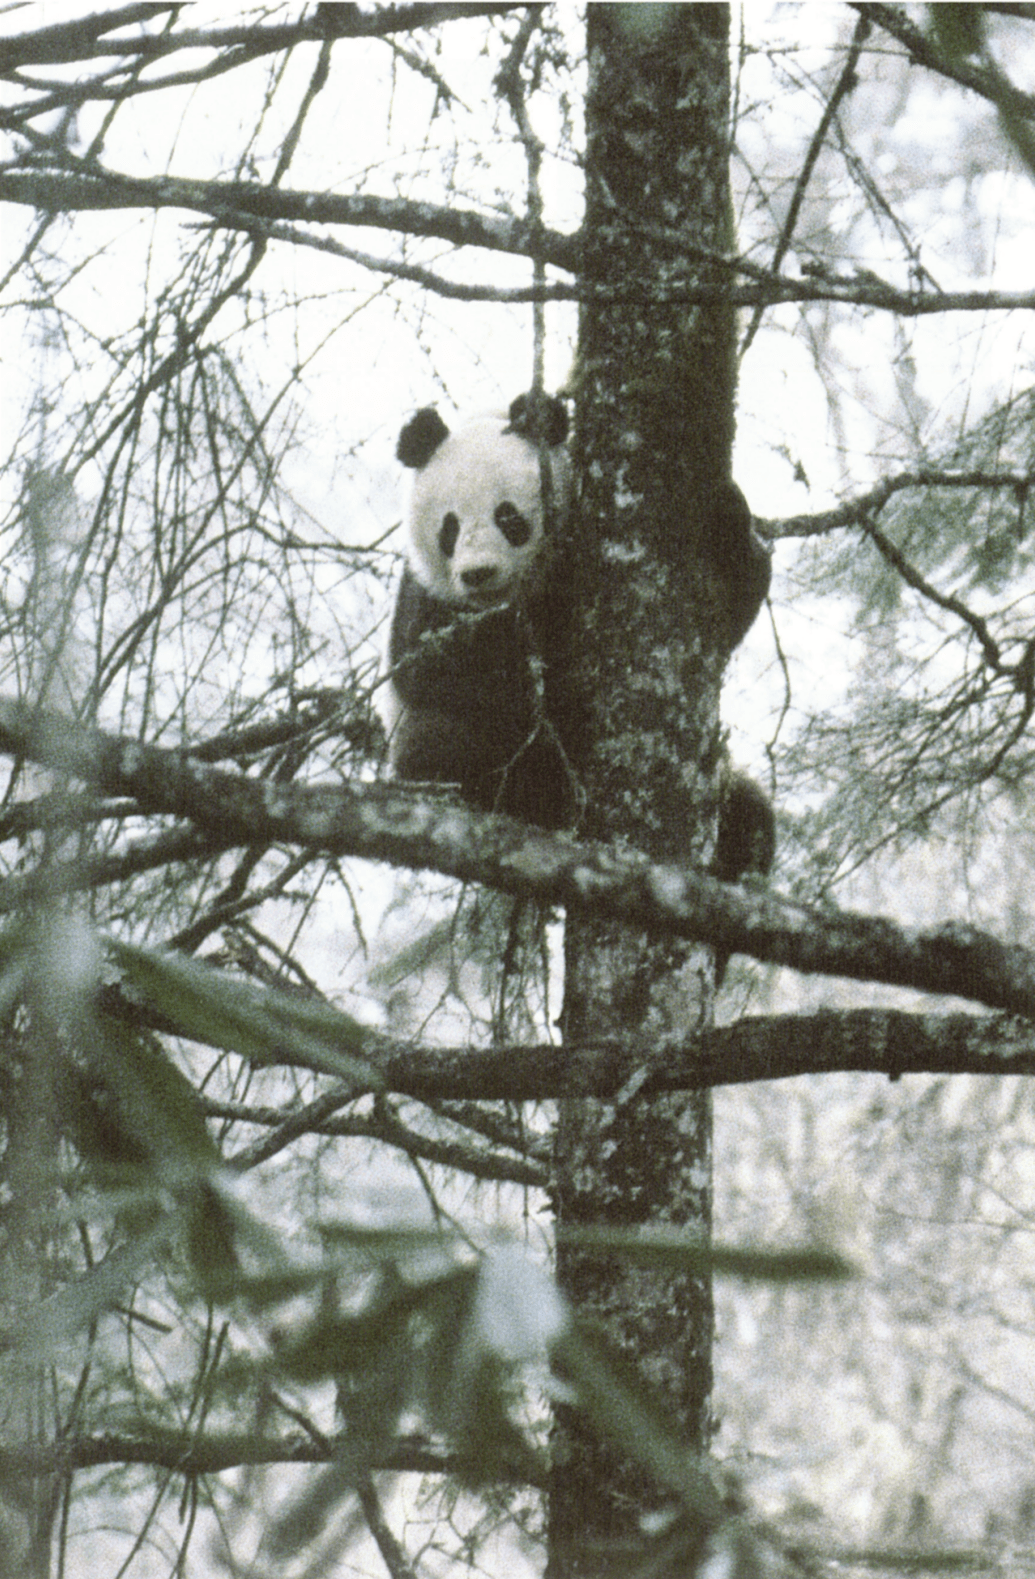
[439,513,460,558]
[495,502,532,547]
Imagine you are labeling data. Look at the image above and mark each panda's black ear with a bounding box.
[397,407,450,469]
[506,393,569,447]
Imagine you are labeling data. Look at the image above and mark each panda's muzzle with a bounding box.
[459,565,505,598]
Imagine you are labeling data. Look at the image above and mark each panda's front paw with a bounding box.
[706,481,771,650]
[710,479,751,538]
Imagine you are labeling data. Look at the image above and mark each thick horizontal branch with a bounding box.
[0,4,176,72]
[5,169,1035,317]
[0,4,524,72]
[0,169,579,272]
[0,1429,479,1482]
[112,973,1035,1096]
[358,1009,1035,1100]
[6,700,1035,1014]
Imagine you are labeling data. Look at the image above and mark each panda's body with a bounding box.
[385,392,775,882]
[385,398,577,826]
[385,564,576,825]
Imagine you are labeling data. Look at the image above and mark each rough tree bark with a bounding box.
[548,7,738,1576]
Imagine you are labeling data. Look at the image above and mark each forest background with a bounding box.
[3,3,1035,1577]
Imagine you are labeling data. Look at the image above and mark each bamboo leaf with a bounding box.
[558,1225,854,1281]
[109,938,380,1088]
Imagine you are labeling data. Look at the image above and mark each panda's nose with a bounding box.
[460,566,499,591]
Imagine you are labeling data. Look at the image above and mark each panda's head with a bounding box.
[397,394,571,606]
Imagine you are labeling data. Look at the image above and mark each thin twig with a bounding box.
[741,13,871,355]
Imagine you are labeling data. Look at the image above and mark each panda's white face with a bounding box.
[407,415,571,606]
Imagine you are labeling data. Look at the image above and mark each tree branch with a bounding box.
[768,468,1035,540]
[100,954,1035,1096]
[0,169,579,272]
[855,2,1035,118]
[0,4,526,73]
[740,11,871,355]
[356,1474,424,1579]
[6,698,1035,1013]
[216,1088,546,1186]
[0,1429,499,1482]
[857,514,1002,667]
[353,1009,1035,1100]
[0,5,176,72]
[5,169,1035,317]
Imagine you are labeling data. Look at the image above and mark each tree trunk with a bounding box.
[549,7,736,1575]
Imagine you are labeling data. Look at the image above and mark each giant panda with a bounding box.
[385,393,578,828]
[385,391,775,890]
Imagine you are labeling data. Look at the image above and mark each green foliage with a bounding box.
[109,938,379,1086]
[558,1224,854,1282]
[0,911,854,1570]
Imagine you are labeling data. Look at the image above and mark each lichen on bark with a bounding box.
[549,7,738,1575]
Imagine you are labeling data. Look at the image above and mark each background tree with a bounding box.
[3,5,1035,1578]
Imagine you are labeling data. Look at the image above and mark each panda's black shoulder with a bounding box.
[388,564,533,715]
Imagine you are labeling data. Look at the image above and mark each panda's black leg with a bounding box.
[711,767,776,989]
[712,769,776,885]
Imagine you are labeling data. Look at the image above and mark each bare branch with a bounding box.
[0,168,579,270]
[0,1430,493,1483]
[217,1088,545,1186]
[356,1476,425,1579]
[5,169,1035,317]
[741,12,871,356]
[768,468,1035,539]
[0,5,177,72]
[0,4,526,73]
[857,514,1003,668]
[220,215,578,302]
[0,825,229,913]
[135,996,1035,1102]
[855,1,1035,118]
[496,3,549,385]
